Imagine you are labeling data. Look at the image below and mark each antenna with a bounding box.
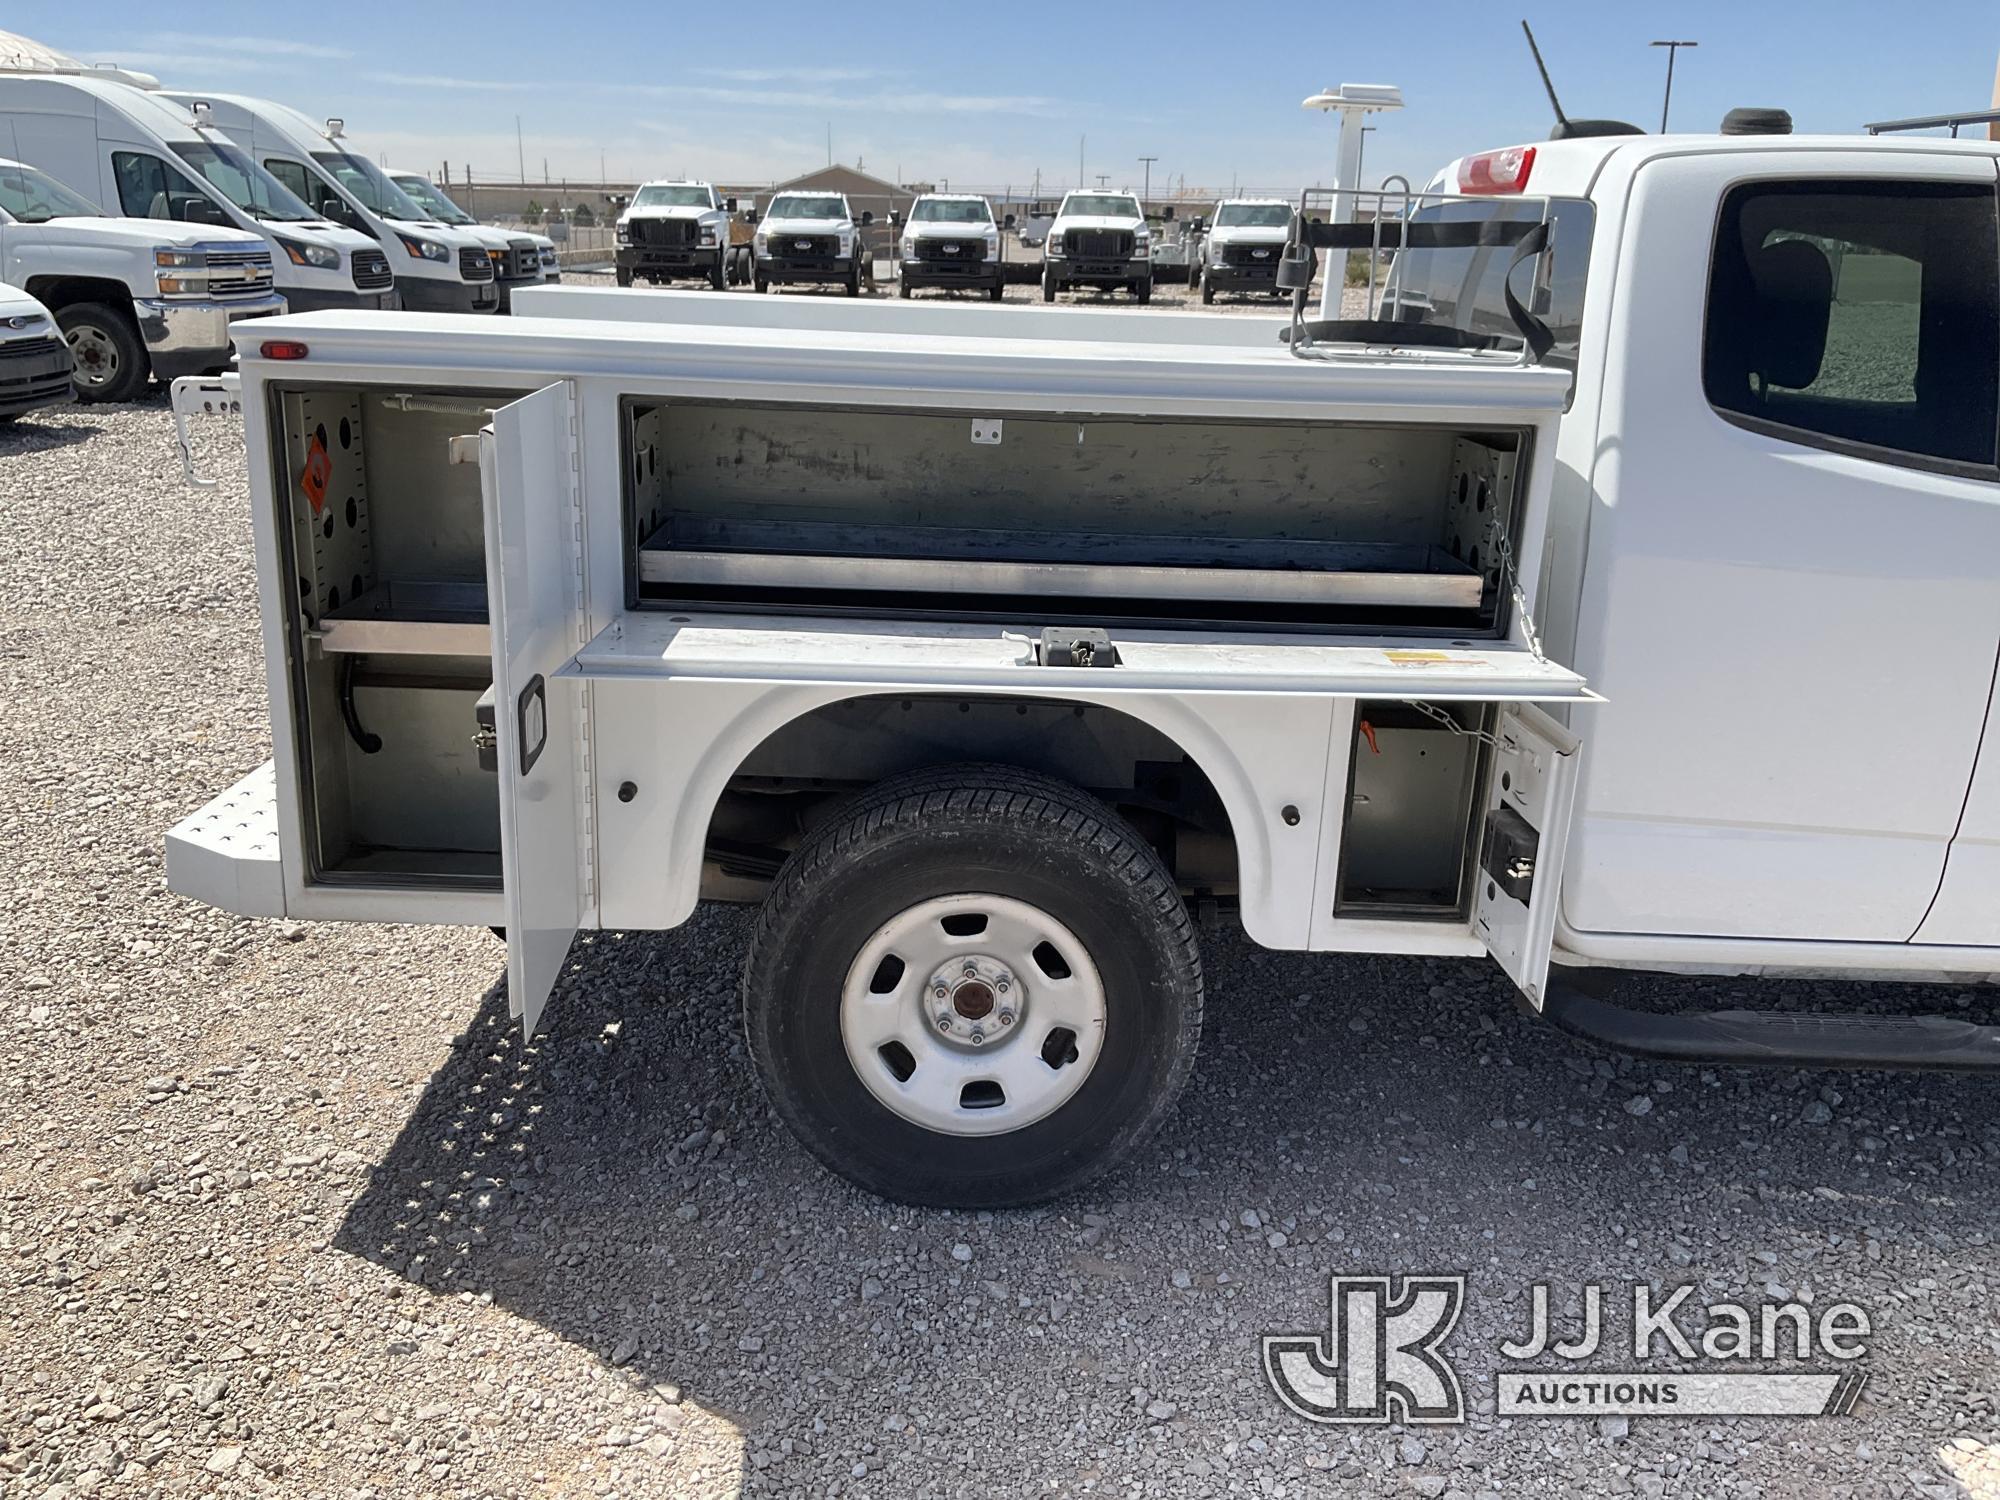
[1520,20,1569,132]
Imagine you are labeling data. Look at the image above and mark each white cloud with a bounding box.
[696,66,889,83]
[364,71,542,92]
[118,31,352,60]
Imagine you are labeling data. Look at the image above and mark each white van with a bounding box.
[0,73,390,312]
[388,170,556,309]
[159,94,497,314]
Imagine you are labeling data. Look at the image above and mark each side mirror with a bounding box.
[1162,205,1175,221]
[743,209,760,226]
[184,196,229,226]
[860,210,874,227]
[1003,213,1016,228]
[888,210,902,229]
[725,196,737,213]
[321,198,346,222]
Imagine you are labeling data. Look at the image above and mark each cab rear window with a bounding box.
[1702,179,2000,471]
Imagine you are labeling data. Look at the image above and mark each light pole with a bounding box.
[1651,40,1698,133]
[1138,155,1157,210]
[1302,83,1405,318]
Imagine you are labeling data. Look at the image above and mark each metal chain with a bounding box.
[1487,512,1545,662]
[1409,700,1506,749]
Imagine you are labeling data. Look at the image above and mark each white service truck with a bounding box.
[893,193,1005,300]
[614,180,733,290]
[0,277,70,418]
[751,191,874,296]
[1198,197,1291,303]
[0,155,278,402]
[1041,189,1151,302]
[168,127,2000,1209]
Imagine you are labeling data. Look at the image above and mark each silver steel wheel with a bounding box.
[65,323,120,389]
[840,893,1107,1137]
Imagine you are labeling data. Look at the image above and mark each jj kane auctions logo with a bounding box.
[1264,1275,1871,1423]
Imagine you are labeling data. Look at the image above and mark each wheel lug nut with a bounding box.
[995,979,1010,994]
[963,963,979,977]
[933,985,949,999]
[937,1016,952,1031]
[997,1010,1014,1027]
[969,1030,985,1045]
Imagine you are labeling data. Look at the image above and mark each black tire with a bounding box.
[1200,273,1215,306]
[743,765,1203,1207]
[754,269,769,294]
[56,302,148,404]
[708,253,727,291]
[1135,279,1153,305]
[1042,268,1057,303]
[899,277,912,299]
[989,278,1005,303]
[615,266,633,287]
[845,258,862,297]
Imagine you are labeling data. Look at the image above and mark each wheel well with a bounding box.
[699,694,1238,902]
[22,277,134,317]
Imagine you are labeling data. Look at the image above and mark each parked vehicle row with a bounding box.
[0,42,565,402]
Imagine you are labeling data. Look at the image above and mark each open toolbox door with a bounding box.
[1473,703,1580,1011]
[479,382,588,1037]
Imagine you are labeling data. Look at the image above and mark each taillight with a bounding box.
[261,340,310,361]
[1458,146,1537,195]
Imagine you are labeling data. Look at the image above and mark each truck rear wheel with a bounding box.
[742,765,1203,1207]
[57,302,147,404]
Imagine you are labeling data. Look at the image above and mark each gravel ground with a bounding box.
[2,380,1999,1500]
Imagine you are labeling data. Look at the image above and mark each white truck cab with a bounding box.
[388,170,551,310]
[894,193,1004,300]
[0,72,385,316]
[168,126,2000,1209]
[1042,190,1151,302]
[0,154,278,401]
[1199,197,1291,303]
[0,277,70,418]
[160,94,498,315]
[752,191,873,296]
[615,180,731,290]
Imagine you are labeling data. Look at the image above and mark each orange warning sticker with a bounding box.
[1383,650,1455,666]
[301,433,331,515]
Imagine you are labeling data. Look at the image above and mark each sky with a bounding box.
[12,1,1999,197]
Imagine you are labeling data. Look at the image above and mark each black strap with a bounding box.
[1500,221,1555,361]
[1293,217,1543,252]
[1278,321,1513,352]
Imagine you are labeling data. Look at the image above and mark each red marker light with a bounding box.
[260,339,310,361]
[1458,146,1537,195]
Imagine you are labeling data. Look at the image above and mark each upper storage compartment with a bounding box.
[624,398,1532,633]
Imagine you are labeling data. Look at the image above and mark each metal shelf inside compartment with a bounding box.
[636,516,1484,610]
[317,579,491,656]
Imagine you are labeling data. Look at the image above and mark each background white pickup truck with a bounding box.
[752,191,874,296]
[615,180,732,290]
[1198,197,1291,303]
[1041,190,1151,302]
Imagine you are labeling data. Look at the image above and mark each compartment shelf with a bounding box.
[637,518,1483,610]
[317,580,491,657]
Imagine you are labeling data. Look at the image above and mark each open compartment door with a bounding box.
[1473,703,1580,1011]
[479,382,587,1037]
